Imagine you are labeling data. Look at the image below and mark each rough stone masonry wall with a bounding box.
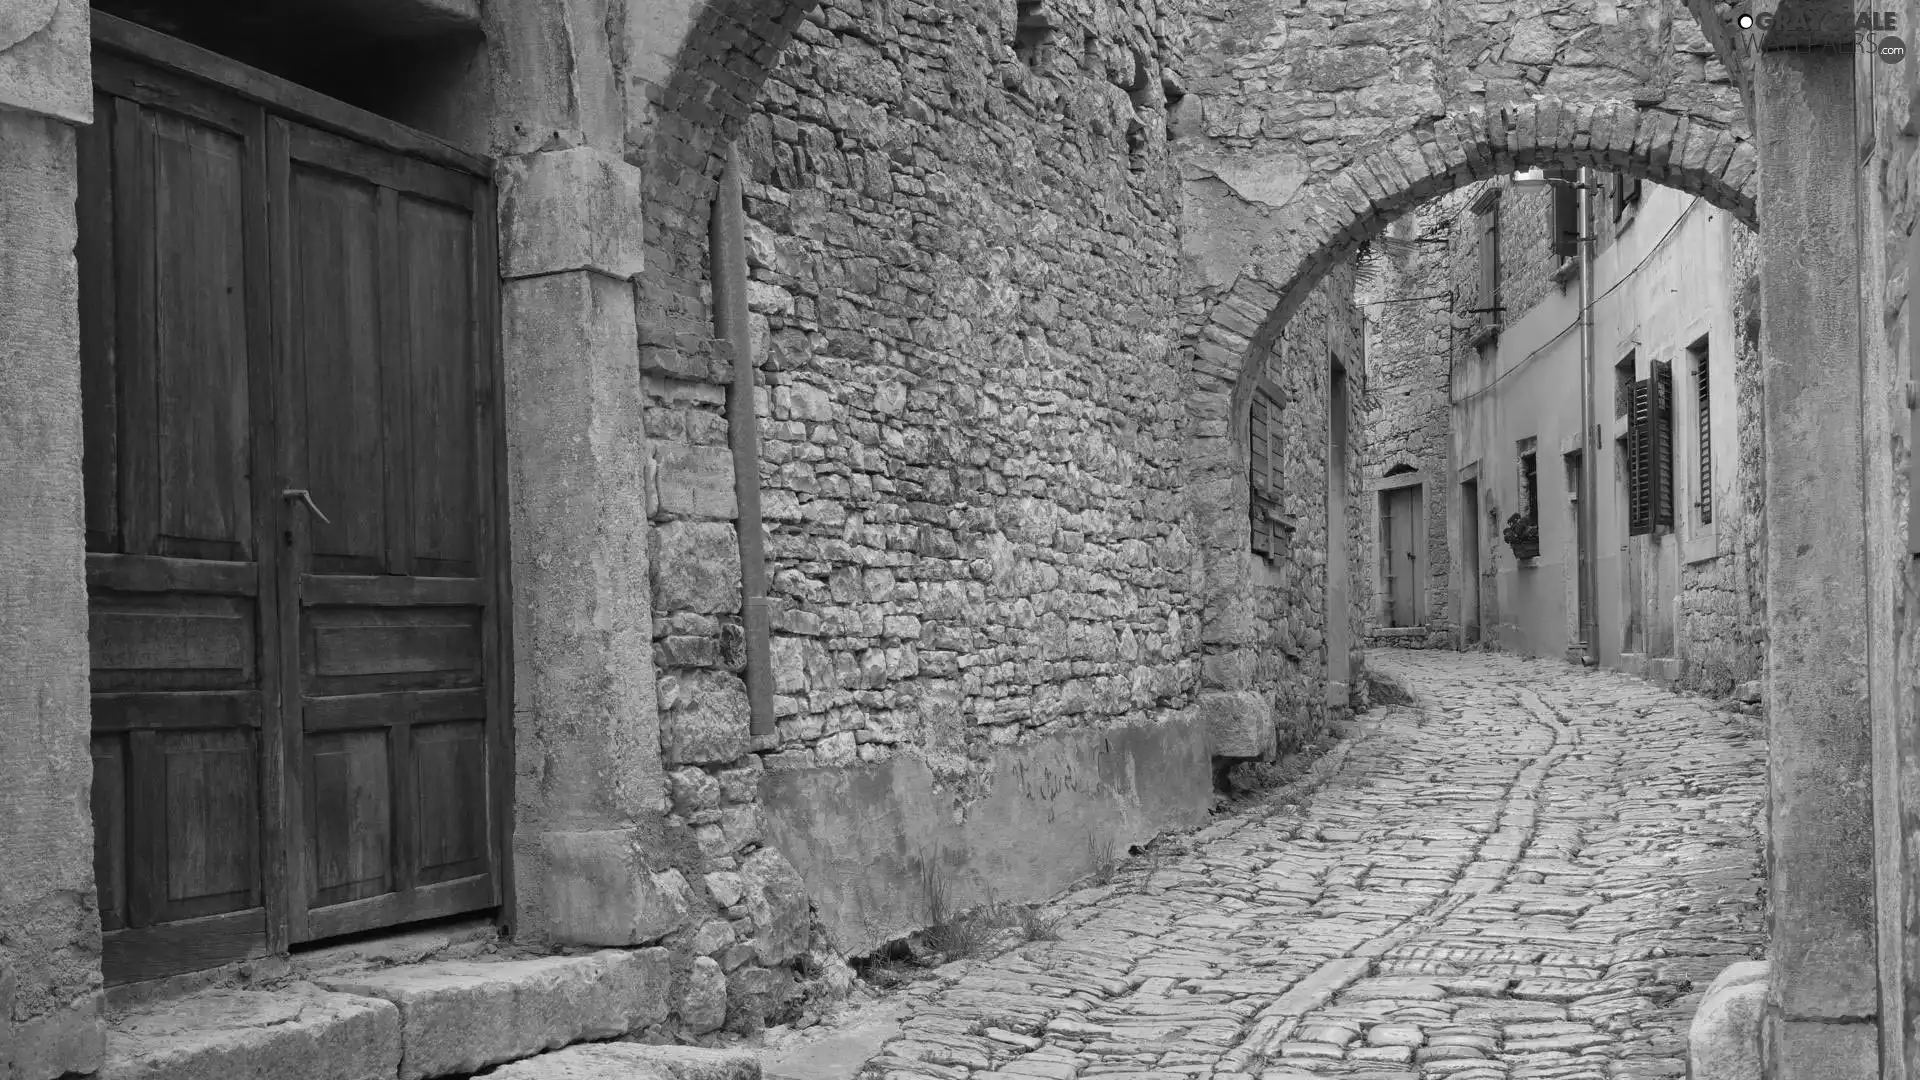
[1357,195,1466,649]
[1674,217,1763,695]
[737,0,1193,784]
[1246,260,1368,739]
[657,0,1367,957]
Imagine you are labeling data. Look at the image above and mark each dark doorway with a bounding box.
[1381,485,1424,629]
[1459,479,1481,644]
[79,20,508,984]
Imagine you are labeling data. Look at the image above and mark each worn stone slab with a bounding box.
[497,147,645,280]
[101,983,399,1080]
[317,950,668,1079]
[1257,959,1369,1019]
[494,1043,760,1080]
[1688,960,1766,1080]
[486,1043,676,1080]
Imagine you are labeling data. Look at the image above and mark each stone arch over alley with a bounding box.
[637,0,1778,938]
[0,0,1909,1072]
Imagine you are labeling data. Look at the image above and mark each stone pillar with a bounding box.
[1752,46,1878,1080]
[0,2,105,1078]
[489,5,694,940]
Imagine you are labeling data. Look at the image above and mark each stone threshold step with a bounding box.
[490,1044,758,1080]
[103,948,676,1080]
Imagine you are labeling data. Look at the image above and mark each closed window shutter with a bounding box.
[1629,377,1654,536]
[1696,350,1713,524]
[1653,360,1675,529]
[1549,170,1579,259]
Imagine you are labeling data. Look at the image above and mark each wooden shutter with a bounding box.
[1549,170,1579,259]
[1613,173,1640,220]
[1629,377,1654,536]
[1248,377,1284,556]
[1652,360,1675,529]
[1695,348,1713,524]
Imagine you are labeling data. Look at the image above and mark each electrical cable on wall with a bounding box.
[1449,195,1706,408]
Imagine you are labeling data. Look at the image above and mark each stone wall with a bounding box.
[0,5,104,1078]
[711,0,1205,955]
[1247,260,1368,734]
[674,0,1367,954]
[1674,218,1763,695]
[1358,195,1465,649]
[1862,22,1919,1064]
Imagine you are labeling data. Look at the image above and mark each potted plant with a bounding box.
[1503,512,1540,560]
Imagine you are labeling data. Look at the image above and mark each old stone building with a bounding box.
[0,0,1372,1074]
[1359,171,1766,694]
[1,0,1916,1075]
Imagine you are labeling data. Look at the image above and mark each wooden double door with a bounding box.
[79,25,507,984]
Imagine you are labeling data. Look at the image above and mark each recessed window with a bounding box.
[1688,337,1712,526]
[1469,189,1501,349]
[1248,375,1287,556]
[1612,171,1642,225]
[1626,359,1675,535]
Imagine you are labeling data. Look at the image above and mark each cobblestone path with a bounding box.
[858,650,1766,1080]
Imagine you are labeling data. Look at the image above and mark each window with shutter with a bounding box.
[1652,359,1675,529]
[1614,352,1636,418]
[1248,376,1285,556]
[1612,172,1642,222]
[1690,338,1712,525]
[1521,451,1539,526]
[1628,377,1654,536]
[1548,169,1580,261]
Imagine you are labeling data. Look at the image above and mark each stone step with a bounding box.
[489,1044,760,1080]
[316,950,671,1079]
[103,948,672,1080]
[101,983,401,1080]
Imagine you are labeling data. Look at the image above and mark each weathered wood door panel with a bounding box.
[79,29,504,983]
[1382,486,1423,628]
[271,118,502,944]
[79,56,283,982]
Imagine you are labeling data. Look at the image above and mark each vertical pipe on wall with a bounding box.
[712,144,776,738]
[1578,167,1599,667]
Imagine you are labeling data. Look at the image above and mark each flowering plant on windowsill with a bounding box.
[1502,512,1540,561]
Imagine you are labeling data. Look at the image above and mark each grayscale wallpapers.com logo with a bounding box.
[1732,9,1907,61]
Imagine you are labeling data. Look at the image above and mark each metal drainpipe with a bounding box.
[711,144,776,738]
[1578,167,1600,668]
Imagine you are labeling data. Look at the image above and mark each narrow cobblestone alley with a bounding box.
[847,650,1766,1080]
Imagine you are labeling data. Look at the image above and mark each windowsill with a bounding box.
[1469,323,1500,350]
[1515,554,1541,567]
[1551,259,1580,286]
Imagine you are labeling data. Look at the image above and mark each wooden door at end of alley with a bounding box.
[79,41,506,983]
[1382,486,1424,628]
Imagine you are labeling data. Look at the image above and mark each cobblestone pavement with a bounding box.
[857,650,1767,1080]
